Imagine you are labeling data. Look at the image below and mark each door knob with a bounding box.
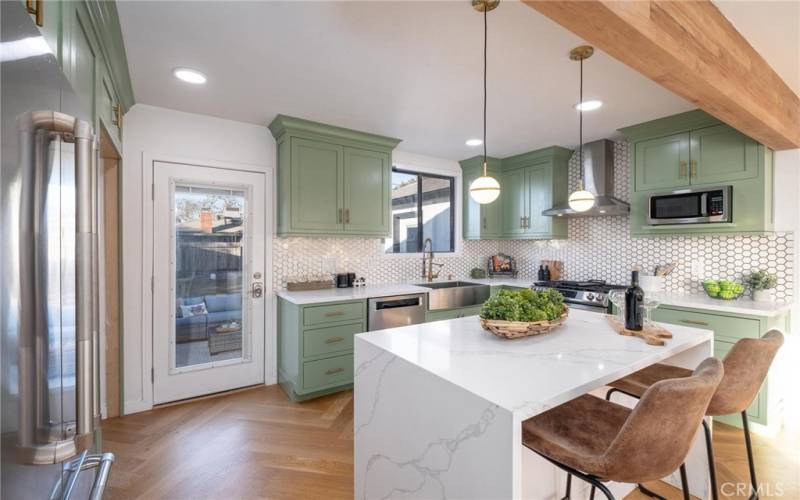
[251,282,264,298]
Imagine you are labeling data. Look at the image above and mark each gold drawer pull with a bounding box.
[325,367,344,375]
[690,160,698,178]
[680,319,709,326]
[324,311,345,318]
[325,336,344,344]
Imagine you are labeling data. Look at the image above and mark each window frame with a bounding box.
[389,167,456,254]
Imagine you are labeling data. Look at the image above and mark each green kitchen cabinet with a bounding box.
[651,305,789,428]
[461,156,503,240]
[97,60,122,150]
[425,304,483,323]
[269,115,401,237]
[23,0,61,62]
[63,1,99,118]
[525,161,554,235]
[278,297,367,401]
[634,132,690,191]
[501,168,528,236]
[622,110,775,237]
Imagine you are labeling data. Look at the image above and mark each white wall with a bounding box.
[121,104,274,414]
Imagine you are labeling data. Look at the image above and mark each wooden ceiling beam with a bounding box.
[523,0,800,150]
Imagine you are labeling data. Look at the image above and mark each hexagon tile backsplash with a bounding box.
[273,141,793,301]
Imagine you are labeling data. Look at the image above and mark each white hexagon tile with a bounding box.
[273,141,793,301]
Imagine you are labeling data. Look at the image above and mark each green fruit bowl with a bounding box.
[703,279,746,300]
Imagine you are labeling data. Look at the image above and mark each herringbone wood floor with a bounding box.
[102,385,797,500]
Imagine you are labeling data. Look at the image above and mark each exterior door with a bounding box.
[690,124,759,185]
[153,161,266,404]
[501,168,527,236]
[343,147,390,234]
[634,132,690,191]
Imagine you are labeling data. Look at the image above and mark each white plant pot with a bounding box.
[752,289,775,302]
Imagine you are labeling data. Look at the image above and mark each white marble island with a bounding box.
[354,309,714,499]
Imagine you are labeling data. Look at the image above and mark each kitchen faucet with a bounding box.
[422,238,444,282]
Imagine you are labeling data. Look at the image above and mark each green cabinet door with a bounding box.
[97,60,121,150]
[290,137,344,233]
[481,188,503,238]
[690,124,759,185]
[525,162,552,235]
[27,0,61,62]
[502,168,527,236]
[343,147,390,235]
[462,166,502,239]
[634,132,690,191]
[63,2,98,118]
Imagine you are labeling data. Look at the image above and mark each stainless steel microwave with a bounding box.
[647,186,732,225]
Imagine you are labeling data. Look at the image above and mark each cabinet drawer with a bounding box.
[303,322,362,358]
[425,305,483,323]
[303,301,364,327]
[652,308,759,343]
[302,354,353,391]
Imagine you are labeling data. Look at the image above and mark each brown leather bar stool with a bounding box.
[607,330,784,500]
[522,357,724,500]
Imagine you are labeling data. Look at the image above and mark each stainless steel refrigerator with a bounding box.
[2,2,113,498]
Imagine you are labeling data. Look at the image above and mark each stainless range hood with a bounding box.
[542,139,630,218]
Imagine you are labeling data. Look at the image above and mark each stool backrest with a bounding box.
[708,330,784,416]
[603,357,723,483]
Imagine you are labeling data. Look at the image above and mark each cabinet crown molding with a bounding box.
[268,114,401,152]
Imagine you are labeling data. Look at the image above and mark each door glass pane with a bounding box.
[173,184,246,369]
[388,171,419,253]
[420,174,453,252]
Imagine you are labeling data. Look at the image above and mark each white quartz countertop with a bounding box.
[657,292,792,317]
[277,278,532,305]
[356,308,713,419]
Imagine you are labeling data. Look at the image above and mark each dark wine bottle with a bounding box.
[543,265,551,281]
[538,265,545,281]
[625,271,644,331]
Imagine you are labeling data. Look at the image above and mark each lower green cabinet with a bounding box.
[278,297,366,401]
[425,304,483,323]
[651,305,788,427]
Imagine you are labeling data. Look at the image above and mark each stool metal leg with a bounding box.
[531,450,615,500]
[589,485,596,500]
[741,411,759,500]
[702,419,720,500]
[679,463,690,500]
[636,483,667,500]
[562,473,572,500]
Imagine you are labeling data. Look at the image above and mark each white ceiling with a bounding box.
[116,1,791,160]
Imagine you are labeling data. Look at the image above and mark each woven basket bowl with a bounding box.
[479,307,569,339]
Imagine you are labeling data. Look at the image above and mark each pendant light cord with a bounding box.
[482,4,488,176]
[578,56,584,187]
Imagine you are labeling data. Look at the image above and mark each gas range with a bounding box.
[532,280,626,312]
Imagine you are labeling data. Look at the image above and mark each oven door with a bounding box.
[566,302,610,314]
[647,186,731,225]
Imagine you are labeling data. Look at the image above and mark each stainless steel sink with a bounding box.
[416,281,491,310]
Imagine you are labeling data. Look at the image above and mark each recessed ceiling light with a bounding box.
[173,68,207,84]
[465,139,483,146]
[575,99,603,111]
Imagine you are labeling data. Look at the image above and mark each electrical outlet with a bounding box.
[690,261,705,278]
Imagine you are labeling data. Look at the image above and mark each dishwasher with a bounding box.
[368,294,427,330]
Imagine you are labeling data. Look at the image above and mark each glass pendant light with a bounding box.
[469,0,500,205]
[567,45,596,212]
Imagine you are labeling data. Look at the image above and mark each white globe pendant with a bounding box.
[568,189,596,212]
[469,175,501,204]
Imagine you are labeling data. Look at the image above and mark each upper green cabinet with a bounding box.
[269,115,401,237]
[621,110,774,237]
[461,146,569,240]
[24,0,134,151]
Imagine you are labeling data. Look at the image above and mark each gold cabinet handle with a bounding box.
[337,208,343,223]
[690,160,697,178]
[680,319,709,326]
[520,216,524,229]
[679,160,688,178]
[325,336,344,344]
[27,0,43,27]
[325,367,344,375]
[482,217,487,230]
[324,311,344,318]
[344,208,350,224]
[524,216,530,228]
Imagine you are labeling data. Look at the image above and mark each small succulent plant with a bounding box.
[745,270,778,291]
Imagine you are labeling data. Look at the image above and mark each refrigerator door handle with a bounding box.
[17,111,96,465]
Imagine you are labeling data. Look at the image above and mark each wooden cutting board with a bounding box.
[541,260,563,280]
[605,315,673,346]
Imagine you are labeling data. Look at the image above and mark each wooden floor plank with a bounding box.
[103,385,797,499]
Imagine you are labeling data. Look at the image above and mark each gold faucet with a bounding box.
[422,238,444,282]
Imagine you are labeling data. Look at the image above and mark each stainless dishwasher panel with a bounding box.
[368,294,427,330]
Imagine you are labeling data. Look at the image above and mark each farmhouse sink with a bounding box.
[416,281,491,311]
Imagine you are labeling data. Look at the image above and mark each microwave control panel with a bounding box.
[708,192,725,215]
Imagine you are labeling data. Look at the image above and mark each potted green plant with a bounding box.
[745,270,778,302]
